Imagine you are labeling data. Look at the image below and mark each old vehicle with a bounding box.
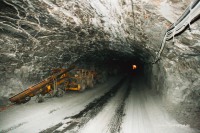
[9,66,96,104]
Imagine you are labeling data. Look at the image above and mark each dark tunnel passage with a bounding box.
[74,50,148,76]
[73,49,147,82]
[0,0,200,132]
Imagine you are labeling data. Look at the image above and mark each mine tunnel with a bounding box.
[0,0,200,133]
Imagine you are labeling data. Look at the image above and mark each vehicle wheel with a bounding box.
[36,95,44,103]
[55,88,64,97]
[21,96,31,103]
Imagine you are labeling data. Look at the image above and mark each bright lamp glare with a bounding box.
[132,65,137,70]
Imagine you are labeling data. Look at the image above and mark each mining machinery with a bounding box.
[9,66,96,104]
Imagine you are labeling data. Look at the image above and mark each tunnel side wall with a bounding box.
[146,57,200,128]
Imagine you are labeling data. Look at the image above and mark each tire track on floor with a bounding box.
[106,78,132,133]
[79,78,130,133]
[40,77,127,133]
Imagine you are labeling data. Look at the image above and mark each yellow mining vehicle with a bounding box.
[9,66,96,104]
[68,69,96,91]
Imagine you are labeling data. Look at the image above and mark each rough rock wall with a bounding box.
[147,55,200,128]
[0,0,200,128]
[149,14,200,127]
[164,57,200,128]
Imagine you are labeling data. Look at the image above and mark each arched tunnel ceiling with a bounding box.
[0,0,200,88]
[1,0,199,67]
[75,49,145,64]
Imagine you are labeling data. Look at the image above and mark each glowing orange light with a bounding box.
[132,65,137,70]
